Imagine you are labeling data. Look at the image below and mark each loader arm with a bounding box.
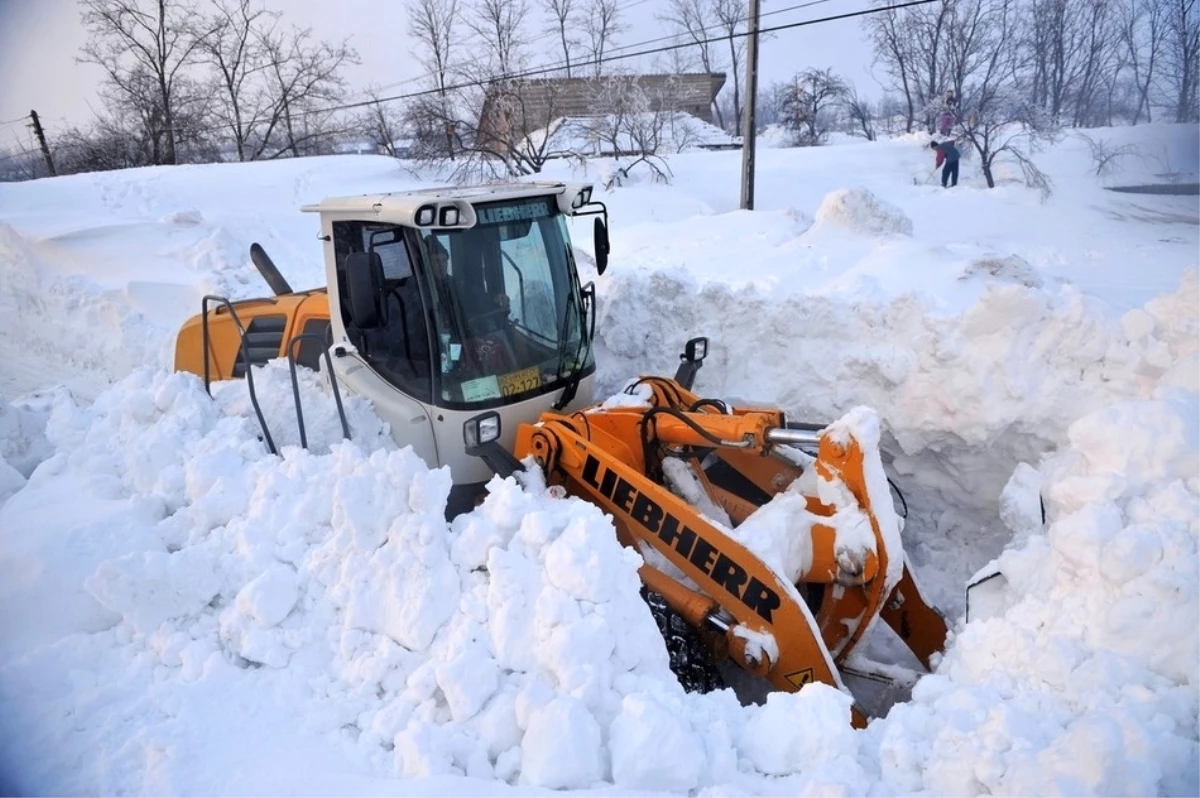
[508,378,948,726]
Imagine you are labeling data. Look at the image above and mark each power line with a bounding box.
[352,0,837,112]
[33,0,933,145]
[349,0,658,102]
[317,0,936,117]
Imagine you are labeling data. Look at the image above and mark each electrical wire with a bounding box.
[316,0,936,117]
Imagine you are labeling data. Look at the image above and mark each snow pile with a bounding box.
[879,389,1199,796]
[592,264,1198,624]
[812,186,914,237]
[0,363,878,795]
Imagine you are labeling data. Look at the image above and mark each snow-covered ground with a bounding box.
[0,123,1196,796]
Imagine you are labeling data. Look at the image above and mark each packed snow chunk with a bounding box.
[960,254,1045,289]
[738,685,864,782]
[812,186,913,237]
[333,509,460,652]
[0,399,53,478]
[543,512,643,603]
[519,695,604,789]
[1159,351,1200,393]
[85,547,221,634]
[234,565,300,627]
[998,461,1045,544]
[435,630,501,722]
[609,692,705,792]
[1050,392,1198,510]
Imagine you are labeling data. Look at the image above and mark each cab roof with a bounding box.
[300,180,575,215]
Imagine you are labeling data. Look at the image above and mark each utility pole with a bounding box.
[29,110,56,177]
[739,0,761,210]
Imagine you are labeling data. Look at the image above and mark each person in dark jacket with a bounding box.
[931,139,960,188]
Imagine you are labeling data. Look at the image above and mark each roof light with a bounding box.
[439,205,460,226]
[416,204,436,226]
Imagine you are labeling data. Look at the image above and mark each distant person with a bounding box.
[937,109,955,136]
[931,139,960,188]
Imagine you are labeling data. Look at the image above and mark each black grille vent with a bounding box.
[233,315,286,378]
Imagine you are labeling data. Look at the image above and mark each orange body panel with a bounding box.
[511,378,949,726]
[173,291,330,381]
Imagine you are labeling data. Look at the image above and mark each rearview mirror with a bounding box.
[344,251,384,329]
[593,218,610,276]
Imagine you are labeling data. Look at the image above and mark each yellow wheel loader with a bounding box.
[173,181,948,726]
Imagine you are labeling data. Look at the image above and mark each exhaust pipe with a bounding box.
[250,242,294,296]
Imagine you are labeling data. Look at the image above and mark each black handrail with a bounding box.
[200,294,278,456]
[286,332,351,450]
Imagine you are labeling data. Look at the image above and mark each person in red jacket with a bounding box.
[930,139,960,188]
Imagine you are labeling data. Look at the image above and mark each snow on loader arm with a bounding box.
[464,339,949,728]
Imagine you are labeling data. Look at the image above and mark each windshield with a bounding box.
[417,196,593,408]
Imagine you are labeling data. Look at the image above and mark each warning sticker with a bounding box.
[784,668,815,688]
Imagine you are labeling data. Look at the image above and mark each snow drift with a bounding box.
[0,125,1197,795]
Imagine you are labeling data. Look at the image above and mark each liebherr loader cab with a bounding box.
[310,182,604,513]
[175,182,954,725]
[174,181,610,515]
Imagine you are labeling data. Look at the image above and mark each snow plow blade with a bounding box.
[473,361,948,727]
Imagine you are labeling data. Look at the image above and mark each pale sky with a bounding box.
[0,0,881,149]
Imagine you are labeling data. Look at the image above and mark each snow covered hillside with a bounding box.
[0,124,1196,796]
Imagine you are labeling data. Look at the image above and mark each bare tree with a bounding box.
[862,0,955,132]
[582,0,626,76]
[541,0,579,76]
[780,68,849,145]
[842,83,879,140]
[956,0,1061,191]
[864,2,920,131]
[78,0,219,165]
[756,80,792,127]
[1160,0,1199,121]
[201,0,278,161]
[712,0,746,134]
[259,26,358,158]
[1077,130,1139,176]
[356,88,410,158]
[466,0,531,76]
[407,78,582,179]
[1025,0,1124,125]
[587,75,680,184]
[408,0,459,97]
[1118,0,1167,123]
[657,0,725,128]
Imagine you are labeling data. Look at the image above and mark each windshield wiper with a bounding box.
[552,276,591,411]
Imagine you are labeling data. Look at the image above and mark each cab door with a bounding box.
[326,219,442,469]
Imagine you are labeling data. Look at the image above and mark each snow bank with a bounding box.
[888,388,1199,796]
[1,125,1197,796]
[812,186,914,237]
[594,264,1199,608]
[0,363,872,794]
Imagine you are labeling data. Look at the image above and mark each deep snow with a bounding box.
[0,123,1197,796]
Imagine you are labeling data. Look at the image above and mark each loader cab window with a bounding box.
[416,195,594,410]
[332,221,433,403]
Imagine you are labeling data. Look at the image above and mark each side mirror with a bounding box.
[593,218,610,276]
[462,411,523,479]
[683,337,708,363]
[344,251,384,329]
[674,335,709,391]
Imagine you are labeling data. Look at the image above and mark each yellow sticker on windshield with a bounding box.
[499,366,541,397]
